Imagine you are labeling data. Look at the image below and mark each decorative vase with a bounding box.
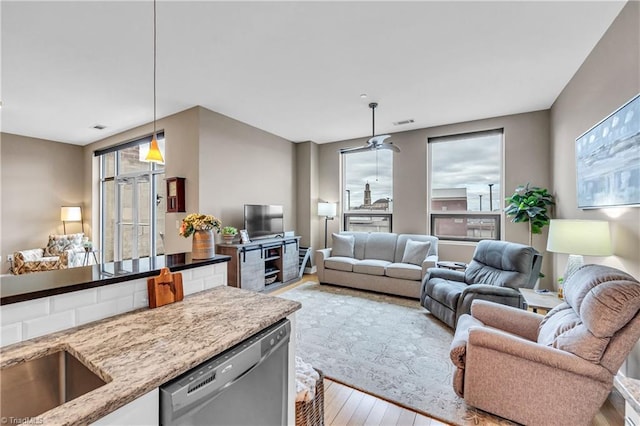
[222,234,235,244]
[192,230,215,259]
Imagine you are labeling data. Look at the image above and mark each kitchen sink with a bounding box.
[0,349,107,419]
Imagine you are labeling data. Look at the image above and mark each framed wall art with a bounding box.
[576,93,640,209]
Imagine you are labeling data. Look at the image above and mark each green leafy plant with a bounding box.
[505,183,555,246]
[221,226,238,236]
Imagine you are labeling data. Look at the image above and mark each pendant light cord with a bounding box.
[153,0,157,136]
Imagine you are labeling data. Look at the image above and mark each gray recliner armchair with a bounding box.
[420,240,542,328]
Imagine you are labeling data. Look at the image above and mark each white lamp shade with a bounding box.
[61,206,82,222]
[318,202,337,217]
[546,219,612,256]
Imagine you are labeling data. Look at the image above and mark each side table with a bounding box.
[519,288,563,313]
[83,248,99,266]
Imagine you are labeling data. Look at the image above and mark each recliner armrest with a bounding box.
[468,326,611,383]
[426,267,465,282]
[456,284,523,326]
[470,299,543,342]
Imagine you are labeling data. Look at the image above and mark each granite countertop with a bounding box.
[615,374,640,413]
[0,286,301,425]
[1,253,230,305]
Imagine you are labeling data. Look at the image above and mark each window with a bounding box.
[97,134,166,263]
[428,130,503,241]
[342,150,393,233]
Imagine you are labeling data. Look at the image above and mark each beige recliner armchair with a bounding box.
[13,233,85,274]
[450,264,640,426]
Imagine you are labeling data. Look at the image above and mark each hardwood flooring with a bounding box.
[281,275,624,426]
[323,379,448,426]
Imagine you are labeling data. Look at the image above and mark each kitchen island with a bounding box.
[0,285,301,425]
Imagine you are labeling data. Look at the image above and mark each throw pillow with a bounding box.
[401,239,431,266]
[44,233,84,256]
[332,233,355,258]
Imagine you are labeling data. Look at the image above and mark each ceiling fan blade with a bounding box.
[339,145,373,154]
[378,143,401,152]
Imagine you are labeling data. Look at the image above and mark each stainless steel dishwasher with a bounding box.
[160,319,290,426]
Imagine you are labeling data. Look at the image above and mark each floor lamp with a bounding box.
[61,206,84,234]
[318,202,337,248]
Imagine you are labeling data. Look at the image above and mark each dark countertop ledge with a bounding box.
[0,253,230,305]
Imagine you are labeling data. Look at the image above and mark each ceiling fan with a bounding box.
[340,102,400,154]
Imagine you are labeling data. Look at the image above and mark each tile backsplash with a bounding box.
[0,263,227,347]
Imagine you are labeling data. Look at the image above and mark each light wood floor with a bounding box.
[279,276,624,426]
[324,378,448,426]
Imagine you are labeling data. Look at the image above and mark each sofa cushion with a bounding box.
[363,233,398,262]
[395,234,438,263]
[332,233,355,258]
[385,263,422,280]
[425,278,467,310]
[353,259,391,276]
[401,240,431,266]
[324,257,358,272]
[44,233,84,256]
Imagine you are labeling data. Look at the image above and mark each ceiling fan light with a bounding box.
[145,134,164,163]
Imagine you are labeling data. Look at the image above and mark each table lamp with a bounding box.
[546,219,612,279]
[318,202,337,248]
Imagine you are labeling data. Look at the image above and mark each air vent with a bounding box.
[187,373,216,393]
[393,119,415,126]
[92,124,107,130]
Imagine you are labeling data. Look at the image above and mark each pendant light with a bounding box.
[145,0,164,163]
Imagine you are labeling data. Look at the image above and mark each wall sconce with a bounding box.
[60,206,84,234]
[318,202,337,248]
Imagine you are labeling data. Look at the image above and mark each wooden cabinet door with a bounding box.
[240,248,265,292]
[282,241,299,283]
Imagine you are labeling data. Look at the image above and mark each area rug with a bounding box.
[280,282,515,426]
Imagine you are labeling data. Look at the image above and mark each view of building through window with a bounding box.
[342,150,393,232]
[429,130,503,241]
[99,138,165,263]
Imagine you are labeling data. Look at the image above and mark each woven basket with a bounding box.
[295,368,325,426]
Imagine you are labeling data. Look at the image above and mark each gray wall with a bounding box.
[296,141,322,260]
[550,1,640,377]
[550,0,640,280]
[318,110,552,285]
[198,107,297,240]
[1,133,85,273]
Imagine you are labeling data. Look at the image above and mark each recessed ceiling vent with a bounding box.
[393,119,415,126]
[92,124,107,130]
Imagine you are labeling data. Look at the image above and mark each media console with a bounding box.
[216,236,301,292]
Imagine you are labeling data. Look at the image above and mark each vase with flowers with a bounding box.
[179,213,222,259]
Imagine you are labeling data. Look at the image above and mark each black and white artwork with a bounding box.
[576,94,640,208]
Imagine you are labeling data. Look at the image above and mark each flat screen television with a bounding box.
[244,204,284,240]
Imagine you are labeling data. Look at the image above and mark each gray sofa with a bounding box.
[315,232,439,299]
[420,240,542,328]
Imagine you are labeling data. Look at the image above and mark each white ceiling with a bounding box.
[1,1,627,146]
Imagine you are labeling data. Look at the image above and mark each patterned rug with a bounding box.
[279,282,515,426]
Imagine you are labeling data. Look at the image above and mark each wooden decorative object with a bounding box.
[166,177,186,213]
[147,267,184,308]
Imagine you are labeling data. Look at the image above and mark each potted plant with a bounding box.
[505,183,555,247]
[179,213,222,259]
[221,226,238,243]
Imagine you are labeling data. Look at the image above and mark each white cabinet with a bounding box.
[91,388,158,426]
